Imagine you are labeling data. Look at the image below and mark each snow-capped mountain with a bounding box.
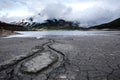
[10,13,82,30]
[11,13,47,27]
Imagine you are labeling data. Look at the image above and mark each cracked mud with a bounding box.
[0,35,120,80]
[21,51,57,73]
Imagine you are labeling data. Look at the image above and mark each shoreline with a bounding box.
[0,29,19,37]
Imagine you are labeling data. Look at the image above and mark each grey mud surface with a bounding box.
[0,34,120,80]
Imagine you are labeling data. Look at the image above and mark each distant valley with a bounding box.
[0,18,120,33]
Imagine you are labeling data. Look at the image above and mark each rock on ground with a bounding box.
[21,51,57,73]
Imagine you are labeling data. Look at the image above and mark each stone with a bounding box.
[21,51,57,73]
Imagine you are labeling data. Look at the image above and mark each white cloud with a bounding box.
[41,3,72,19]
[0,0,120,27]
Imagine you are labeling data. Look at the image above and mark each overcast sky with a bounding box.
[0,0,120,27]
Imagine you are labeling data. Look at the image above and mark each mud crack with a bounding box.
[0,39,65,80]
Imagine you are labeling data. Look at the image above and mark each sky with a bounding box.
[0,0,120,27]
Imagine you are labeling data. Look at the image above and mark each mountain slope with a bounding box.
[0,21,28,31]
[89,18,120,30]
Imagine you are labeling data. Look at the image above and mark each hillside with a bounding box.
[0,21,28,31]
[89,18,120,30]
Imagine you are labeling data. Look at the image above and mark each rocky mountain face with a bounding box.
[89,18,120,30]
[12,18,84,30]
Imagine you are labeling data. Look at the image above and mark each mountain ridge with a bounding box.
[89,18,120,30]
[0,21,28,31]
[12,18,87,30]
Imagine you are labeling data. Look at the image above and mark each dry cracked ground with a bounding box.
[0,34,120,80]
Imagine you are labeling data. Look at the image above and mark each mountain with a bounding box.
[13,18,86,30]
[0,21,28,31]
[89,18,120,30]
[11,13,45,28]
[11,18,35,27]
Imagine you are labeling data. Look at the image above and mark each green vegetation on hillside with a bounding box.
[89,18,120,30]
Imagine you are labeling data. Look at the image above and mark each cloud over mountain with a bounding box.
[0,0,120,27]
